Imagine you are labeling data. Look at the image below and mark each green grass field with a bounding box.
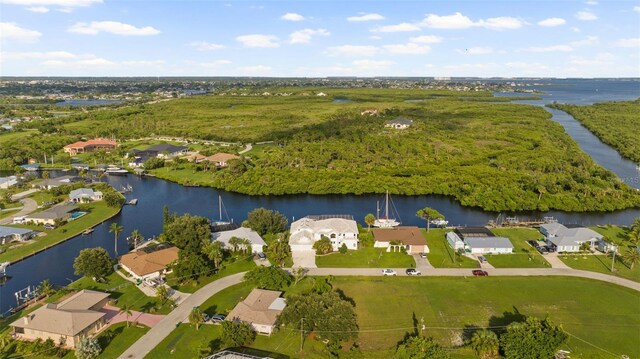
[315,247,416,268]
[166,255,256,293]
[485,228,550,268]
[424,229,479,268]
[147,276,639,359]
[559,253,640,282]
[96,322,150,359]
[0,201,121,263]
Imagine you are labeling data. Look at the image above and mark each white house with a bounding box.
[540,223,603,252]
[69,188,103,203]
[384,118,414,129]
[446,232,466,251]
[289,216,359,252]
[464,237,514,254]
[0,176,18,189]
[226,289,286,336]
[212,227,266,254]
[0,226,35,245]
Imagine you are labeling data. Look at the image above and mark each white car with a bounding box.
[406,268,421,276]
[382,269,397,276]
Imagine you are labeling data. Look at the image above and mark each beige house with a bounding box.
[373,226,429,254]
[206,153,240,167]
[226,289,286,335]
[119,246,179,280]
[26,205,78,226]
[11,290,110,348]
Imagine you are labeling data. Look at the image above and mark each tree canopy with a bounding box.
[163,214,211,253]
[243,208,288,236]
[244,266,292,290]
[499,317,567,359]
[73,247,113,280]
[395,335,450,359]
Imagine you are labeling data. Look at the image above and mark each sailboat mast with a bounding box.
[376,201,380,219]
[385,191,390,219]
[218,195,222,221]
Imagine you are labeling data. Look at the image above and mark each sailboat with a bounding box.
[373,191,401,228]
[212,195,232,227]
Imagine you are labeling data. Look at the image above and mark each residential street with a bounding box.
[0,198,37,225]
[118,266,639,358]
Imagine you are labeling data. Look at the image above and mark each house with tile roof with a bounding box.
[226,289,286,335]
[119,246,179,280]
[373,226,429,254]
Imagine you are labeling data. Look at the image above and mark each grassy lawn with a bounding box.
[591,224,631,245]
[70,272,173,314]
[148,276,639,359]
[0,208,20,220]
[315,247,416,268]
[485,228,550,268]
[424,229,479,268]
[166,255,256,293]
[96,322,150,359]
[558,252,640,282]
[0,201,121,263]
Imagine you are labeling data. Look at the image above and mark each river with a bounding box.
[1,79,639,314]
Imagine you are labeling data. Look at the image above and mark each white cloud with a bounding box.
[68,21,160,36]
[288,28,329,44]
[586,1,598,5]
[121,60,165,66]
[537,17,566,27]
[281,12,304,21]
[26,6,48,12]
[614,38,640,48]
[325,45,380,57]
[373,22,421,33]
[634,6,640,12]
[0,0,101,7]
[369,35,382,40]
[0,22,42,42]
[383,43,430,54]
[525,45,574,52]
[190,41,225,51]
[1,51,76,60]
[198,60,232,67]
[569,53,615,66]
[458,46,494,55]
[236,34,279,48]
[570,36,598,47]
[505,61,550,74]
[352,59,394,71]
[420,12,523,30]
[409,35,443,44]
[75,58,114,66]
[575,11,597,20]
[347,13,384,22]
[237,65,272,75]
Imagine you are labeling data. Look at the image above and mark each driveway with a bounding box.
[99,304,165,330]
[292,250,317,268]
[413,254,433,270]
[0,198,37,225]
[544,253,571,269]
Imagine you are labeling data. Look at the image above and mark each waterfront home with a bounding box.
[289,215,359,252]
[0,175,18,189]
[21,164,40,171]
[26,205,78,226]
[384,118,414,129]
[70,163,90,171]
[63,139,117,156]
[373,226,429,254]
[540,223,603,252]
[127,157,145,168]
[204,153,240,167]
[211,227,266,253]
[137,143,188,159]
[69,188,103,203]
[448,227,514,254]
[0,226,35,245]
[10,290,110,348]
[597,239,618,253]
[226,289,286,335]
[32,175,83,190]
[119,246,179,280]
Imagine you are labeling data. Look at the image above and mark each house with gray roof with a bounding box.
[26,205,78,226]
[32,175,83,190]
[212,227,266,254]
[69,188,103,203]
[133,143,188,159]
[447,227,514,254]
[384,118,414,129]
[289,216,359,252]
[225,289,286,335]
[0,226,35,245]
[540,223,603,252]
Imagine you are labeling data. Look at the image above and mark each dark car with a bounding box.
[545,245,556,253]
[537,246,549,255]
[210,314,226,324]
[527,240,540,248]
[472,270,489,276]
[257,252,266,261]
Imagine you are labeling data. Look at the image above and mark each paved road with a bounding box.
[238,143,253,154]
[118,272,246,359]
[119,266,639,358]
[0,198,37,225]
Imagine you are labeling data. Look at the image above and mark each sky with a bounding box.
[0,0,639,77]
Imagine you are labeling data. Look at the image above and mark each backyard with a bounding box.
[166,254,256,293]
[484,228,550,268]
[423,229,479,268]
[315,247,416,268]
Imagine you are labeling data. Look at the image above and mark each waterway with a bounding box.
[1,79,639,314]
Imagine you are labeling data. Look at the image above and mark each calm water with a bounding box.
[1,79,639,313]
[56,99,122,107]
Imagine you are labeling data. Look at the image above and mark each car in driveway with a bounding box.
[257,252,266,261]
[202,313,211,322]
[478,256,487,263]
[418,252,427,259]
[527,240,540,248]
[406,268,421,276]
[382,269,397,276]
[472,270,489,276]
[545,245,556,253]
[537,246,549,255]
[210,314,226,324]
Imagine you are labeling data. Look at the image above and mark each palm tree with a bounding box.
[239,238,251,254]
[416,207,445,233]
[622,246,640,269]
[109,223,124,256]
[228,236,241,253]
[189,307,204,330]
[121,304,134,327]
[203,241,223,268]
[0,331,13,350]
[156,285,169,305]
[470,330,499,358]
[364,213,376,231]
[130,229,143,250]
[39,279,55,298]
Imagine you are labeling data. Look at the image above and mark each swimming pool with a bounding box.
[69,211,87,220]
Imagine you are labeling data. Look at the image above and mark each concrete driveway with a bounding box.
[0,198,37,225]
[292,250,317,268]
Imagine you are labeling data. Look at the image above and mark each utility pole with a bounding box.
[611,245,616,272]
[299,317,304,352]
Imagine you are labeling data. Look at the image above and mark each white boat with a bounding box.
[212,195,232,226]
[105,167,128,175]
[373,191,401,228]
[430,218,449,227]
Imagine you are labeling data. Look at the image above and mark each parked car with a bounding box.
[43,224,55,230]
[202,313,211,322]
[406,268,421,276]
[418,252,427,259]
[211,314,226,324]
[382,269,397,276]
[472,270,489,276]
[537,246,549,255]
[257,252,266,261]
[527,240,540,248]
[545,245,556,253]
[478,256,487,263]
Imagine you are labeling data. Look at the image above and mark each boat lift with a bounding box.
[15,285,39,307]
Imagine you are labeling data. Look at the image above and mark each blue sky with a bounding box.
[1,0,638,77]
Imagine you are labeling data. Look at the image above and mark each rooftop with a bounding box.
[0,226,33,237]
[145,143,188,154]
[226,289,285,327]
[372,226,426,245]
[464,236,514,249]
[28,205,78,220]
[455,227,495,239]
[212,227,266,246]
[119,246,179,276]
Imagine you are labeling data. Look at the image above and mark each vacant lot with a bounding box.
[424,229,479,268]
[315,247,416,268]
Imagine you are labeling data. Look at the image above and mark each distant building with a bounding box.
[205,153,240,167]
[211,227,266,253]
[448,227,514,254]
[119,246,179,280]
[373,226,429,254]
[289,215,359,252]
[26,205,78,226]
[32,175,83,190]
[0,175,18,189]
[540,223,603,252]
[63,139,117,156]
[226,289,286,335]
[10,290,110,348]
[69,188,103,203]
[0,226,35,245]
[384,118,414,130]
[132,143,188,159]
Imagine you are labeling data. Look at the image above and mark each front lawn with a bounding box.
[166,255,256,293]
[558,252,640,282]
[424,229,479,268]
[96,322,149,359]
[315,247,416,268]
[485,228,550,268]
